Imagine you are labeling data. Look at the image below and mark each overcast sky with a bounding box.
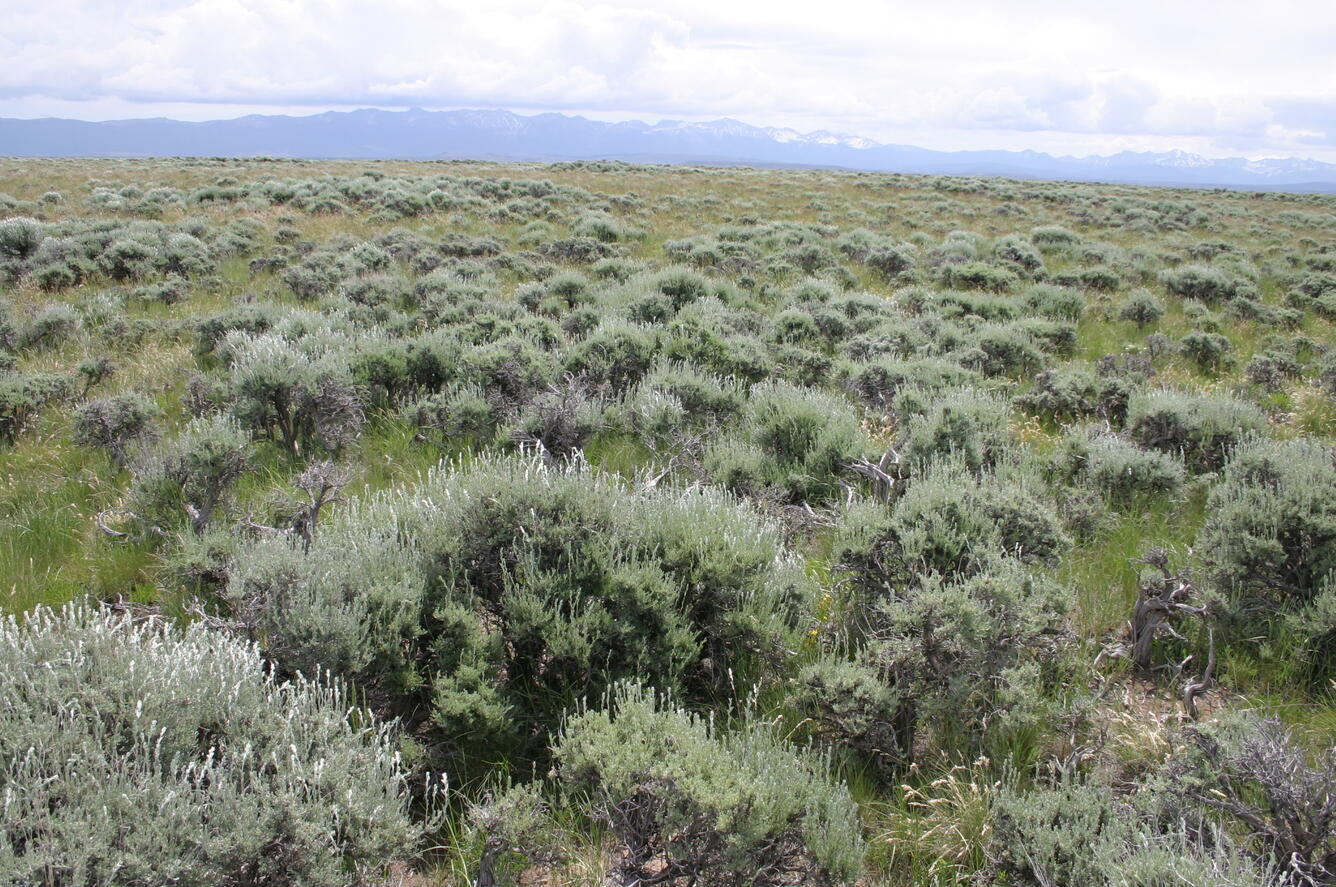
[4,0,1336,160]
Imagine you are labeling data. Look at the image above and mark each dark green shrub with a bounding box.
[768,342,834,387]
[403,329,462,391]
[553,684,864,887]
[229,456,816,765]
[1126,390,1266,472]
[0,602,422,886]
[340,273,409,308]
[349,340,412,404]
[31,262,80,291]
[930,289,1020,321]
[71,392,160,467]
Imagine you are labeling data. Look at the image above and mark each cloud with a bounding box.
[2,0,1335,158]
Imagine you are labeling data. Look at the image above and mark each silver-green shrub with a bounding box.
[1126,389,1265,472]
[1197,438,1336,637]
[0,602,423,885]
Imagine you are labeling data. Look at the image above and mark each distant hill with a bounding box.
[4,107,1336,192]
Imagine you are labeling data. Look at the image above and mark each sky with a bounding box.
[4,0,1336,160]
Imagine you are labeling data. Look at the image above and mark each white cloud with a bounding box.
[3,0,1336,158]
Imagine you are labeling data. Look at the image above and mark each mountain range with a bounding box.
[4,107,1336,192]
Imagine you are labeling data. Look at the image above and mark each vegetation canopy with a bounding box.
[1,156,1335,885]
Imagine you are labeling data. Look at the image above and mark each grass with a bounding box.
[1060,487,1208,637]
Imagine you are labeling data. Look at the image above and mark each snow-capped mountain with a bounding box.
[3,107,1335,191]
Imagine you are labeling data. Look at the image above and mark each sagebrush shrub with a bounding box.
[1179,330,1234,372]
[1118,290,1166,329]
[716,380,876,502]
[1031,226,1079,251]
[1166,715,1335,885]
[20,302,79,349]
[1126,389,1265,472]
[1056,429,1186,502]
[0,371,70,442]
[229,455,816,766]
[0,216,43,262]
[836,461,1070,593]
[901,388,1012,472]
[130,413,251,535]
[957,323,1047,377]
[987,778,1271,887]
[565,321,657,394]
[1016,368,1131,426]
[553,683,864,887]
[1196,437,1336,615]
[71,391,160,467]
[0,602,422,886]
[228,332,365,456]
[847,357,979,408]
[1161,263,1257,303]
